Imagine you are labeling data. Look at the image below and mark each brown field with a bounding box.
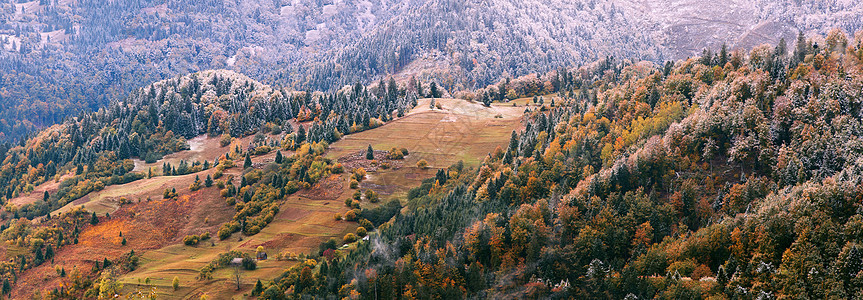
[6,98,524,299]
[327,98,524,168]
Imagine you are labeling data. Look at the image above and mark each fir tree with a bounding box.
[90,212,99,225]
[429,81,440,98]
[253,279,264,295]
[244,153,252,169]
[366,145,374,160]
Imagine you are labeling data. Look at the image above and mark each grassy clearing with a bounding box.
[10,97,524,299]
[327,98,523,168]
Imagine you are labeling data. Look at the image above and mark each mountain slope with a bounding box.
[2,0,860,141]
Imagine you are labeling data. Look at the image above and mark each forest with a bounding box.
[0,0,862,297]
[1,0,860,141]
[247,29,863,299]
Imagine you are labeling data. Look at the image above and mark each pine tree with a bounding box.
[90,212,99,225]
[719,43,729,66]
[366,145,374,160]
[253,279,264,295]
[275,150,283,164]
[296,125,306,143]
[205,174,213,187]
[43,191,49,201]
[34,247,43,263]
[793,31,807,66]
[429,81,440,98]
[244,153,252,169]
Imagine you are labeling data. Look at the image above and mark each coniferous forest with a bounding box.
[0,1,862,299]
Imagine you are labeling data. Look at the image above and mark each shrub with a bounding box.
[183,235,200,246]
[349,179,359,189]
[343,233,358,243]
[356,227,367,237]
[219,134,232,147]
[345,210,358,221]
[333,213,342,221]
[217,228,232,240]
[386,148,405,160]
[417,159,429,169]
[359,219,374,231]
[365,189,379,203]
[353,168,366,180]
[332,163,344,174]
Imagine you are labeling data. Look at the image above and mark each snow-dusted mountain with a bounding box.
[0,0,860,140]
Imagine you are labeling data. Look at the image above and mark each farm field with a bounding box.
[4,98,524,299]
[328,98,524,168]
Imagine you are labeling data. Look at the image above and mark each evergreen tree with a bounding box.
[275,150,283,164]
[296,125,306,143]
[244,153,253,169]
[253,279,264,295]
[719,43,729,66]
[90,212,99,225]
[34,247,43,263]
[205,174,213,187]
[429,81,440,98]
[43,191,49,202]
[793,31,807,66]
[1,278,9,295]
[366,145,374,160]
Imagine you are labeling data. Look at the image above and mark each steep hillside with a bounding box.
[0,67,426,297]
[0,94,524,298]
[251,27,863,299]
